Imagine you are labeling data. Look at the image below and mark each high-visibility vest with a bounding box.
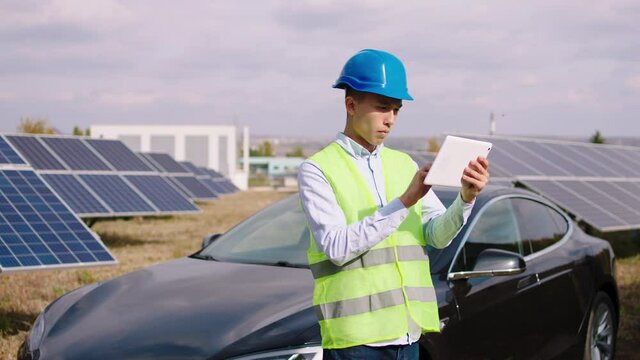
[306,142,439,349]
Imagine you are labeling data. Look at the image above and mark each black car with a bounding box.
[19,186,619,360]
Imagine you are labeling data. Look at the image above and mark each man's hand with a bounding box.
[399,164,432,208]
[460,156,490,203]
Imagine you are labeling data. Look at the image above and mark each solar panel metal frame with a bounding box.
[0,168,117,273]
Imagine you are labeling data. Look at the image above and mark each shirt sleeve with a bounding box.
[411,159,474,249]
[298,159,409,266]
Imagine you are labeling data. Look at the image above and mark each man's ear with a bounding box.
[345,96,357,117]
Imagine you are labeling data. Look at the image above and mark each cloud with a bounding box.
[0,0,639,137]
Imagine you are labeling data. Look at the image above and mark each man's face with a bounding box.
[346,92,403,150]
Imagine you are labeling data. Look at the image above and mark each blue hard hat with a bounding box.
[333,49,413,101]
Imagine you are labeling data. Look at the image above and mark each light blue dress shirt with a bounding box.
[298,132,474,346]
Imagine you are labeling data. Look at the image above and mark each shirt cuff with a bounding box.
[379,198,409,219]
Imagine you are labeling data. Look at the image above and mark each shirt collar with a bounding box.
[335,132,383,159]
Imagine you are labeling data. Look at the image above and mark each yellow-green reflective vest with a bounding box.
[307,142,439,349]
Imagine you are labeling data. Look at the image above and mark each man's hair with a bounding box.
[345,86,368,102]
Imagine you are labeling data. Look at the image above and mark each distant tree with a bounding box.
[427,136,441,152]
[17,118,56,134]
[590,130,605,144]
[251,141,274,157]
[72,126,92,136]
[286,146,305,158]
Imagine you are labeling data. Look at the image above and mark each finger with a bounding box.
[470,159,489,177]
[464,167,487,182]
[462,175,485,189]
[477,157,490,170]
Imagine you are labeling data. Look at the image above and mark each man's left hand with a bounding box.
[460,156,490,203]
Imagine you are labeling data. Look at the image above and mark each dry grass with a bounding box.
[616,255,640,359]
[0,189,638,359]
[0,190,292,360]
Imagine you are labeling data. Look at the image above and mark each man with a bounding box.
[298,49,490,359]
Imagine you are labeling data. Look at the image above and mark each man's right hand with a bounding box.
[399,164,432,208]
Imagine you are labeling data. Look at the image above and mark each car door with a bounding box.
[511,197,584,358]
[445,197,542,360]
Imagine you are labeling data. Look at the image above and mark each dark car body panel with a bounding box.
[20,187,618,360]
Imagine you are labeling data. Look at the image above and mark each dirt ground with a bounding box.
[1,189,638,359]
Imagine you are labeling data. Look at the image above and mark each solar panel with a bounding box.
[79,175,156,214]
[85,139,154,172]
[0,136,26,165]
[0,170,116,272]
[125,175,199,212]
[222,180,239,193]
[41,137,111,171]
[179,161,209,176]
[6,135,66,170]
[136,152,164,172]
[200,178,225,194]
[169,176,218,200]
[520,179,635,232]
[41,174,110,216]
[144,153,188,173]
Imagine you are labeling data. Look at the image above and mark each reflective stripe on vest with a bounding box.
[306,142,440,349]
[314,286,437,321]
[310,245,427,279]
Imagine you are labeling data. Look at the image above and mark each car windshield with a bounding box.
[200,189,460,268]
[200,195,310,267]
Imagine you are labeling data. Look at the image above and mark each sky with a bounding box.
[1,0,640,139]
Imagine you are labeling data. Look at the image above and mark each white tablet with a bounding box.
[423,136,492,187]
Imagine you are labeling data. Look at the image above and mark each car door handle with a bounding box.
[517,275,538,289]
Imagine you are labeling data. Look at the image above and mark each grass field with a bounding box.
[0,189,638,359]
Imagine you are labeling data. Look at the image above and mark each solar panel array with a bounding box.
[0,135,116,273]
[180,161,239,195]
[461,134,640,232]
[138,153,219,201]
[5,135,200,217]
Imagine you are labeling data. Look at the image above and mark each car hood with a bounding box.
[40,257,318,359]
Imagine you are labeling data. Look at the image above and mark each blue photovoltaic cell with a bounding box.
[180,161,209,176]
[125,175,199,212]
[222,180,239,192]
[521,180,622,231]
[170,176,218,200]
[80,175,156,213]
[200,178,223,195]
[145,153,188,173]
[6,136,66,170]
[41,174,109,215]
[0,170,115,271]
[202,168,224,179]
[137,153,164,172]
[0,137,26,165]
[86,139,154,172]
[41,137,111,171]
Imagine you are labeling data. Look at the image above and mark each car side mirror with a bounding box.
[447,248,526,281]
[201,233,222,249]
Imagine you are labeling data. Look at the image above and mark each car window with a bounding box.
[452,198,524,272]
[201,196,310,266]
[511,198,568,254]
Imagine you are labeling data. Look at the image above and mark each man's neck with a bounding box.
[342,129,376,153]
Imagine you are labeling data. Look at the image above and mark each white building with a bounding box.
[91,124,249,190]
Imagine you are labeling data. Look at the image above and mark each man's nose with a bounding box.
[384,111,396,127]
